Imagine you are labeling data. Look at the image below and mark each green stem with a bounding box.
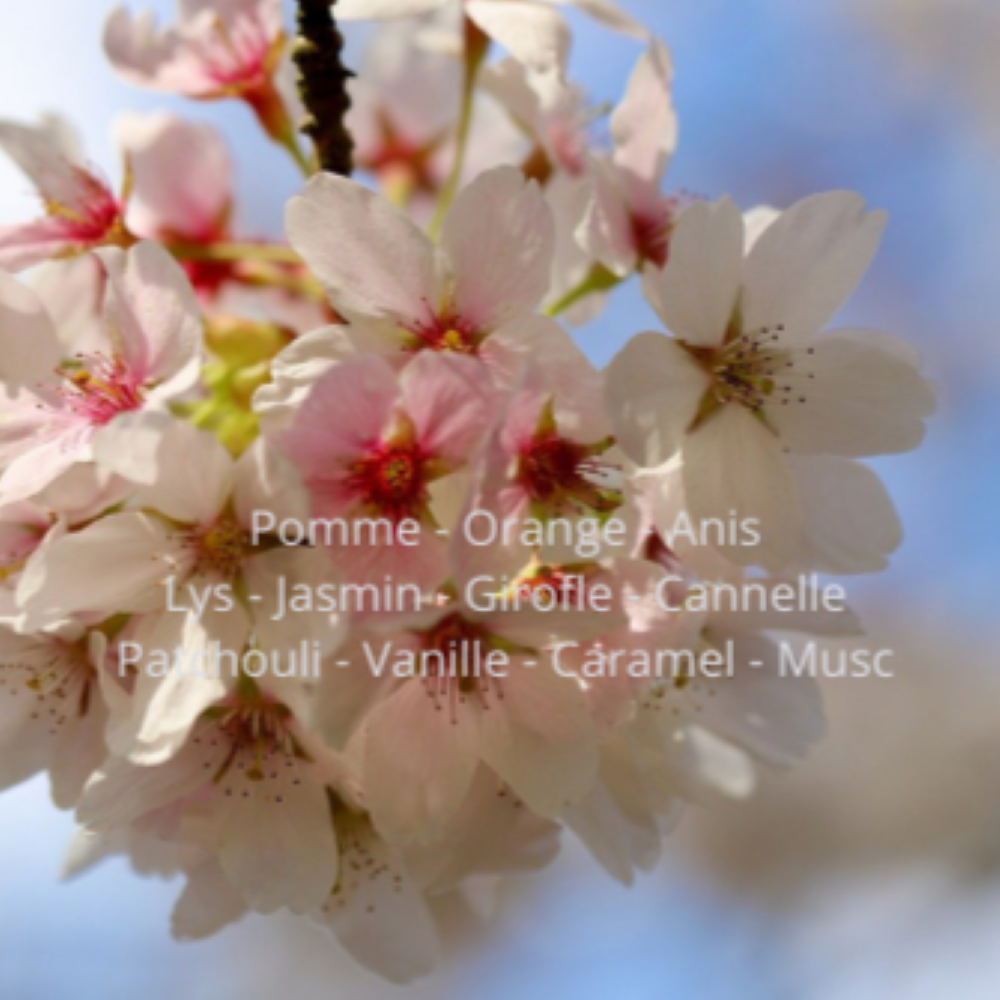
[278,129,314,178]
[245,77,314,178]
[430,18,490,240]
[545,263,622,317]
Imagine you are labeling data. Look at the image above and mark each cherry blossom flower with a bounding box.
[0,116,131,271]
[481,59,600,320]
[605,193,935,569]
[562,561,860,882]
[77,678,346,915]
[579,38,682,276]
[336,0,646,75]
[0,621,111,809]
[279,351,496,591]
[18,415,342,764]
[286,165,563,366]
[115,113,235,296]
[460,360,633,574]
[619,582,848,802]
[0,241,201,505]
[275,165,592,430]
[321,521,622,844]
[344,604,601,844]
[0,0,941,976]
[349,22,524,211]
[104,1,295,144]
[349,26,457,203]
[483,57,592,183]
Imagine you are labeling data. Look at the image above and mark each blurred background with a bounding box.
[1,0,998,996]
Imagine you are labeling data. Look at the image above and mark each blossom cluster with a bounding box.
[0,0,933,982]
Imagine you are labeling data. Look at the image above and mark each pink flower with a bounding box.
[18,415,342,765]
[77,680,346,915]
[0,242,201,504]
[333,526,616,844]
[284,165,589,390]
[460,360,631,573]
[349,24,460,203]
[580,39,682,274]
[0,117,131,271]
[487,366,618,518]
[280,352,496,591]
[116,113,233,249]
[115,113,236,297]
[104,0,293,142]
[348,22,524,211]
[0,621,112,809]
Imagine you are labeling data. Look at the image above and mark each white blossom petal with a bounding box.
[604,332,710,467]
[172,859,248,940]
[217,775,338,915]
[683,404,801,571]
[365,680,480,844]
[767,329,934,456]
[478,661,597,817]
[789,455,903,575]
[742,191,886,343]
[642,197,743,347]
[0,272,61,389]
[466,1,571,74]
[286,173,441,326]
[441,166,555,332]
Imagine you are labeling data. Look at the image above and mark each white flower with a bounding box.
[0,622,111,808]
[262,166,591,424]
[481,58,600,320]
[579,38,680,276]
[336,0,646,75]
[0,242,202,505]
[18,415,343,763]
[77,680,344,915]
[635,455,905,578]
[605,193,935,569]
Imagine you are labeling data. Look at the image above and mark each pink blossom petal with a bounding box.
[400,352,495,466]
[96,241,203,388]
[281,355,401,474]
[116,113,233,242]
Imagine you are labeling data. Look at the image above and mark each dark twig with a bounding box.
[293,0,355,176]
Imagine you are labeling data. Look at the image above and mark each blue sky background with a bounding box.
[0,1,998,997]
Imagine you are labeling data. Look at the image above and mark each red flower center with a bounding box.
[53,353,144,425]
[517,432,621,517]
[404,314,480,355]
[348,443,429,522]
[631,206,675,269]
